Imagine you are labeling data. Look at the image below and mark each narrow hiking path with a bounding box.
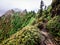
[39,22,57,45]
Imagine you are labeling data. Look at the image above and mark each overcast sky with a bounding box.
[0,0,52,16]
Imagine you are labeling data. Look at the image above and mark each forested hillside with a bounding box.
[0,0,60,45]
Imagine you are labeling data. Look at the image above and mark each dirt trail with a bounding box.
[40,23,57,45]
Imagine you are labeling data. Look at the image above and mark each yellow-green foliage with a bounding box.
[1,26,41,45]
[46,16,60,36]
[0,12,36,43]
[36,16,45,23]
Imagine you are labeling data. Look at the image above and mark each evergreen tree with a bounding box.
[38,0,44,18]
[44,5,48,17]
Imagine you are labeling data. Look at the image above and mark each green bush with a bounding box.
[46,16,60,36]
[0,30,3,42]
[1,26,41,45]
[0,12,36,43]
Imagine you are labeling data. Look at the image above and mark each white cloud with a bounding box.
[0,0,52,16]
[0,0,52,11]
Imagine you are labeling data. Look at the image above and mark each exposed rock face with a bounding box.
[51,0,60,17]
[4,9,15,17]
[2,9,27,17]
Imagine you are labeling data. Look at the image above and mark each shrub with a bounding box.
[2,26,41,45]
[46,16,60,36]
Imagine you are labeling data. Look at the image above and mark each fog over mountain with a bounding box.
[0,0,52,16]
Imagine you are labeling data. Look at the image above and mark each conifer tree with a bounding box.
[38,0,44,18]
